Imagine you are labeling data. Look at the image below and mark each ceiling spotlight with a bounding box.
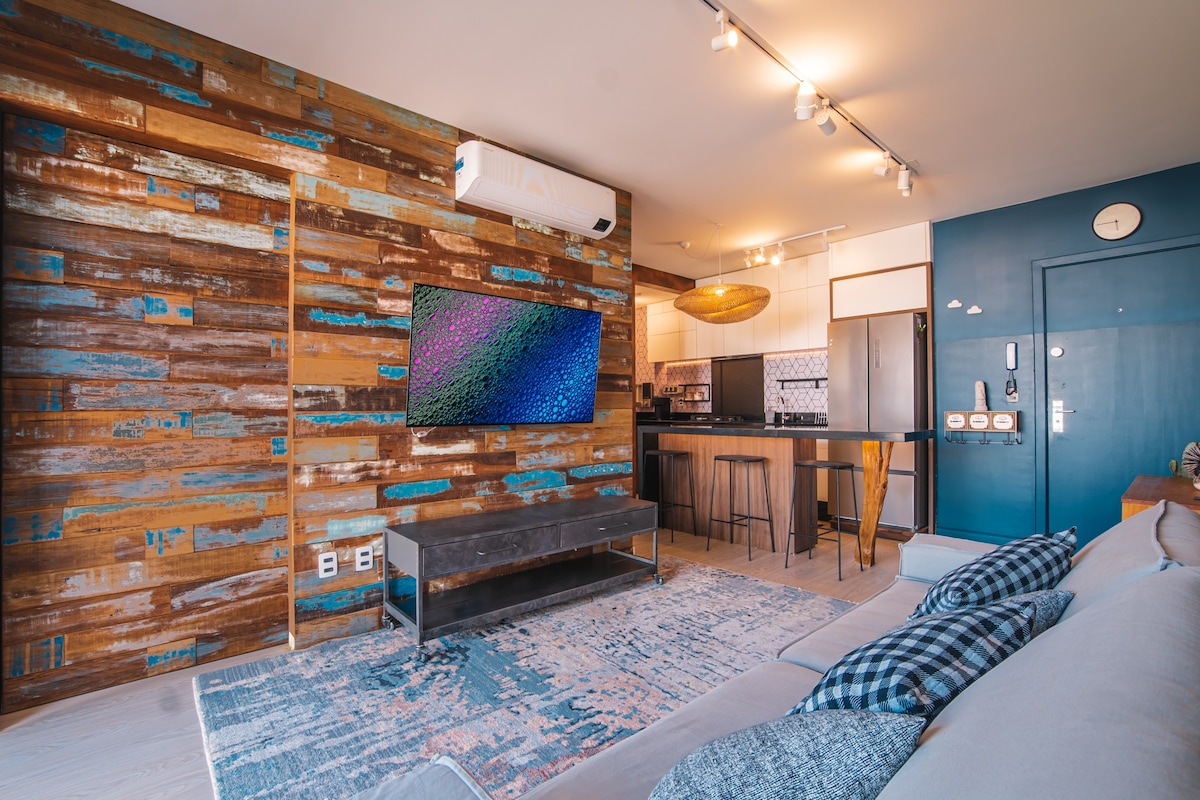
[770,243,785,266]
[744,253,754,268]
[873,151,892,178]
[711,9,738,51]
[794,80,818,121]
[754,247,766,265]
[814,101,837,136]
[897,166,913,197]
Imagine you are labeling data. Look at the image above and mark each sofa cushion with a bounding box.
[1055,501,1182,621]
[910,529,1075,618]
[777,578,931,674]
[898,534,995,583]
[519,660,824,800]
[877,566,1200,800]
[791,592,1071,719]
[1156,500,1200,565]
[648,711,926,800]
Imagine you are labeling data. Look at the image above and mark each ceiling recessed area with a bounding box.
[122,0,1200,282]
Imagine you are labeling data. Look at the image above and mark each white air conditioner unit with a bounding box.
[454,140,616,240]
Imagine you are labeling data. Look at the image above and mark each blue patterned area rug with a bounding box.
[194,555,853,799]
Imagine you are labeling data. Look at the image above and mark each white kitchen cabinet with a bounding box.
[646,332,680,363]
[807,287,831,348]
[778,289,809,351]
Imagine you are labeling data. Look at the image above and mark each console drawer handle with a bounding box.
[598,522,629,531]
[476,544,518,556]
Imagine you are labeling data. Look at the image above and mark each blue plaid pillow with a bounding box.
[790,591,1072,719]
[649,711,927,800]
[910,528,1076,619]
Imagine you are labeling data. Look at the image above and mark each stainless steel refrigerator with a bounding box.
[827,312,929,531]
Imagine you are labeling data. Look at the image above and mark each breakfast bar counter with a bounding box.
[637,422,934,565]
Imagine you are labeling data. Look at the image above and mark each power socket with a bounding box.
[355,545,373,572]
[318,551,338,578]
[1007,390,1019,403]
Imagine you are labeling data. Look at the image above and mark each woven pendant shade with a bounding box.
[674,283,771,324]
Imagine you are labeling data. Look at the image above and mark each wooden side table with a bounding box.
[1121,475,1200,519]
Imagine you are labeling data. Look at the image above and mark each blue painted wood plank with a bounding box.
[193,516,288,551]
[2,347,169,380]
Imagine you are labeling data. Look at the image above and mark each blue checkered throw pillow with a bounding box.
[790,591,1072,719]
[910,528,1076,619]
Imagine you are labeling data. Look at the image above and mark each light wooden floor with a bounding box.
[0,527,899,799]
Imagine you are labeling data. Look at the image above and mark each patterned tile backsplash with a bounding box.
[634,308,828,416]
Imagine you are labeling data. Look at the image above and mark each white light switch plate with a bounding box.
[318,551,337,578]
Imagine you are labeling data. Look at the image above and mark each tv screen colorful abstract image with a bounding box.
[406,284,603,426]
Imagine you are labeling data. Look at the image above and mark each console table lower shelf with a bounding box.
[383,496,659,659]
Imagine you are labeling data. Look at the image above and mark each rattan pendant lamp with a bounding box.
[673,223,770,324]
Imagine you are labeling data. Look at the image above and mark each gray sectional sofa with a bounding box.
[518,499,1200,799]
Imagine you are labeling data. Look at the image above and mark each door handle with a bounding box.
[1051,400,1075,433]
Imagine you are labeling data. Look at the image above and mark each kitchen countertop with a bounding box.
[637,421,934,442]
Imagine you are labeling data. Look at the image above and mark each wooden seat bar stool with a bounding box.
[786,459,861,580]
[641,449,698,541]
[707,454,774,560]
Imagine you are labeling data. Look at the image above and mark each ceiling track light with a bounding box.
[897,166,913,197]
[711,9,738,51]
[814,100,837,136]
[873,150,893,178]
[794,79,818,121]
[770,243,785,265]
[696,1,918,187]
[743,225,847,268]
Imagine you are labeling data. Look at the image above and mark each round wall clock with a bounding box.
[1092,202,1142,240]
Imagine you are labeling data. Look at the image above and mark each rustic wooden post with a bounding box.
[857,440,893,566]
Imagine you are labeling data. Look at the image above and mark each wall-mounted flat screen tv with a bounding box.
[405,283,603,426]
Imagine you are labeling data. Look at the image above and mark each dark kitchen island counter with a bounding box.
[637,423,933,565]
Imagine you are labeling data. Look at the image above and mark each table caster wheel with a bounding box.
[655,573,664,585]
[415,645,430,663]
[382,616,396,631]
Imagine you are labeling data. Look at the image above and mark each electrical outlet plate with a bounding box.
[318,551,337,578]
[1007,390,1019,403]
[355,545,373,572]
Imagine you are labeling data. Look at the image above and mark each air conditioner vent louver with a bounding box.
[454,140,616,240]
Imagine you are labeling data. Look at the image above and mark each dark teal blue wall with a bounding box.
[932,162,1200,543]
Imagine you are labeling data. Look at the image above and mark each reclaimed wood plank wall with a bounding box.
[0,0,634,711]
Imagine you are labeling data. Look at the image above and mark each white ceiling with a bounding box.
[120,0,1200,283]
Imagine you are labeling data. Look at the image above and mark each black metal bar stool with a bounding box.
[707,454,774,560]
[642,449,697,541]
[786,459,861,580]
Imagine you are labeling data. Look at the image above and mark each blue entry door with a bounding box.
[1041,238,1200,544]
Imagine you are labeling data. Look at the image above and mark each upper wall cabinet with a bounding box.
[828,223,931,319]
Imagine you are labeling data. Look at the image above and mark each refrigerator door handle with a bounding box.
[873,339,881,368]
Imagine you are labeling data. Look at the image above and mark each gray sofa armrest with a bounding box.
[897,534,995,583]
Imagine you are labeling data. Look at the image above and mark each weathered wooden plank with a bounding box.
[193,515,287,551]
[62,252,287,300]
[293,583,381,624]
[61,489,289,535]
[66,379,288,410]
[292,224,381,263]
[383,170,456,212]
[168,354,288,383]
[291,384,407,412]
[305,77,458,145]
[3,211,172,263]
[2,438,275,477]
[2,378,65,412]
[292,280,378,312]
[292,253,408,288]
[191,298,288,332]
[2,244,64,283]
[5,180,281,251]
[64,123,289,202]
[170,566,288,612]
[2,464,287,512]
[3,409,194,444]
[144,174,194,211]
[201,65,301,118]
[291,607,379,650]
[2,346,169,380]
[4,150,148,201]
[293,304,410,339]
[2,282,146,320]
[378,244,485,283]
[292,536,378,594]
[146,106,388,191]
[290,357,378,387]
[289,330,402,361]
[142,291,192,324]
[192,410,288,438]
[293,485,377,518]
[0,63,143,129]
[336,134,452,188]
[291,508,405,547]
[300,94,455,162]
[292,411,408,438]
[1,587,171,642]
[292,436,379,466]
[3,541,288,610]
[295,200,422,247]
[3,316,284,358]
[192,186,290,228]
[293,173,515,247]
[0,506,64,546]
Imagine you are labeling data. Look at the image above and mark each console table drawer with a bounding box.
[423,525,559,577]
[561,505,658,548]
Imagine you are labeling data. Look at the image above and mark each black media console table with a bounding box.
[384,495,659,658]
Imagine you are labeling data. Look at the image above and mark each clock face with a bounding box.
[1092,202,1142,240]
